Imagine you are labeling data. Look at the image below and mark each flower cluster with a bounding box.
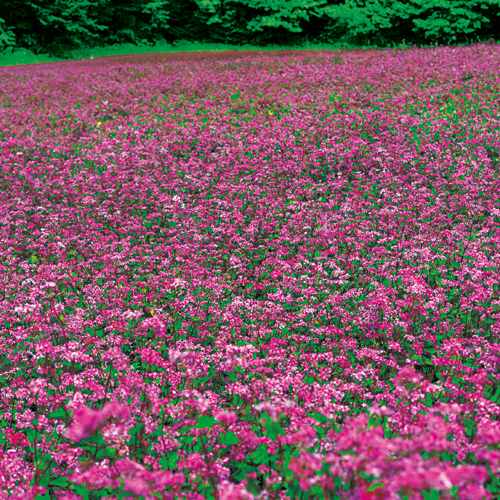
[0,42,499,499]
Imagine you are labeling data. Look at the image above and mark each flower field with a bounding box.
[0,43,500,500]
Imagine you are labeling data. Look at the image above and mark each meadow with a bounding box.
[0,42,499,500]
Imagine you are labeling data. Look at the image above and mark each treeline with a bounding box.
[1,0,499,58]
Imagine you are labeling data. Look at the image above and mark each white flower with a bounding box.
[168,350,188,363]
[172,195,185,208]
[438,472,453,490]
[122,310,143,320]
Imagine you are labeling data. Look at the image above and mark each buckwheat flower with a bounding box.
[14,305,28,316]
[460,483,489,500]
[37,415,49,430]
[1,387,14,404]
[254,401,280,420]
[122,476,150,497]
[477,420,500,445]
[153,317,167,336]
[172,194,185,208]
[122,309,143,321]
[64,402,130,443]
[15,387,30,400]
[154,470,186,489]
[57,494,81,500]
[16,409,35,429]
[64,406,104,442]
[213,410,238,425]
[218,479,255,500]
[70,464,114,490]
[287,426,317,448]
[101,401,131,422]
[475,449,500,474]
[81,196,95,205]
[437,471,453,490]
[28,378,47,397]
[193,396,210,413]
[54,302,65,314]
[168,349,187,363]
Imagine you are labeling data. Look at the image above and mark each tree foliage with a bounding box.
[0,0,499,57]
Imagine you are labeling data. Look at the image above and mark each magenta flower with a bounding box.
[218,480,255,500]
[2,43,500,500]
[64,407,104,443]
[64,402,131,443]
[213,410,238,425]
[122,476,150,497]
[101,401,132,422]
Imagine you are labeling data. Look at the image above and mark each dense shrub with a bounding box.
[321,0,500,47]
[0,0,499,58]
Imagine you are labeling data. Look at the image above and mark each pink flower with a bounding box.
[101,401,131,422]
[459,482,491,500]
[113,459,185,495]
[64,402,131,443]
[287,426,316,447]
[122,476,150,496]
[114,458,146,475]
[218,480,255,500]
[395,366,423,387]
[213,410,238,425]
[289,451,323,490]
[475,449,500,473]
[64,407,103,442]
[154,470,186,489]
[70,465,115,489]
[477,420,500,445]
[179,452,206,471]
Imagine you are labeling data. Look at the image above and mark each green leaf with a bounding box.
[160,451,178,469]
[26,428,36,444]
[250,444,268,464]
[48,409,66,421]
[220,431,240,445]
[422,488,441,500]
[49,476,69,488]
[263,419,285,442]
[196,415,217,428]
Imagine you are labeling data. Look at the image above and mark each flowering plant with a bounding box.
[0,43,499,499]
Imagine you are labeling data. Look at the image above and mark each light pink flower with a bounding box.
[64,402,131,443]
